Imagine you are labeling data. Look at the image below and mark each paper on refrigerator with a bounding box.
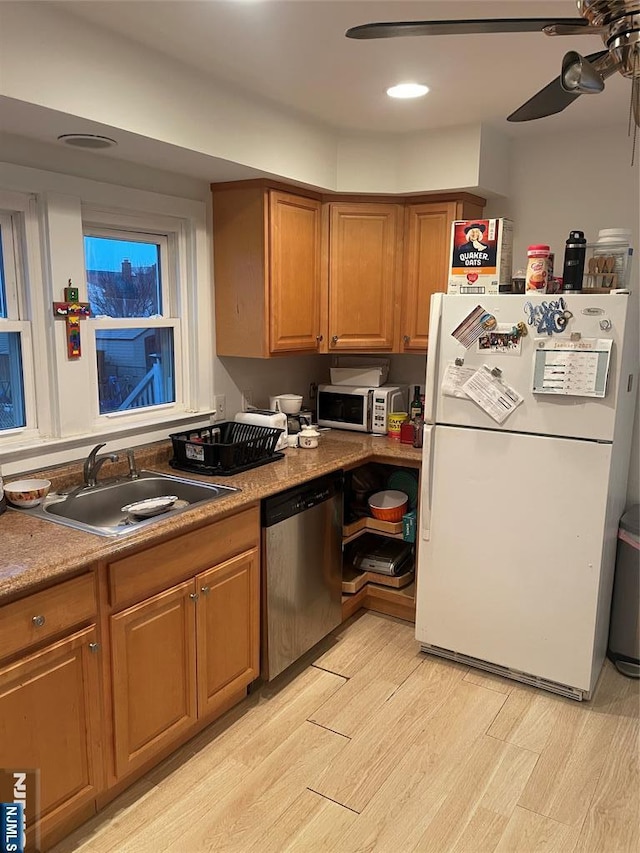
[462,365,524,424]
[441,362,477,398]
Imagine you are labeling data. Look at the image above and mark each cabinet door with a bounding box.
[400,201,459,352]
[329,203,401,351]
[111,580,197,778]
[269,191,324,353]
[0,627,103,845]
[401,199,485,352]
[196,549,259,718]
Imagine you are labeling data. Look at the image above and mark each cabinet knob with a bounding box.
[403,335,411,345]
[189,592,199,602]
[32,615,45,628]
[89,642,100,654]
[200,586,210,595]
[316,334,323,343]
[331,335,339,345]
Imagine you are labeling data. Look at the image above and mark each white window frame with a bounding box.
[0,199,39,440]
[82,211,189,429]
[0,165,214,476]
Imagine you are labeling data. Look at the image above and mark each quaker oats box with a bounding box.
[448,218,513,294]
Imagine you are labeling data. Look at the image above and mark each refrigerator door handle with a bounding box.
[424,293,443,424]
[421,424,435,541]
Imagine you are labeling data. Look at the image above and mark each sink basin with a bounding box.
[27,470,240,537]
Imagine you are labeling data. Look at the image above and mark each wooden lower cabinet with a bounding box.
[110,548,260,779]
[0,626,103,849]
[110,580,198,779]
[196,549,259,717]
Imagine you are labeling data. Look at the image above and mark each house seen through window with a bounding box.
[85,234,175,415]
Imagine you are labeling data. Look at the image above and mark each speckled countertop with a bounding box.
[0,430,421,603]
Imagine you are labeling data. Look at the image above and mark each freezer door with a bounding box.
[430,293,632,441]
[416,425,611,692]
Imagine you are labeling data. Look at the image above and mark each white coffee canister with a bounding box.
[298,425,320,449]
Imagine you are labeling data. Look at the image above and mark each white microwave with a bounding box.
[317,385,408,434]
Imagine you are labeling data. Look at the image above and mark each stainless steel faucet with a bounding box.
[83,443,119,488]
[125,448,139,480]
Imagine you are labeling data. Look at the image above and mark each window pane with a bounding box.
[85,236,162,318]
[96,327,175,414]
[0,332,26,430]
[0,225,7,318]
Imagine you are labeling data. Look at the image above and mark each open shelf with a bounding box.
[342,564,414,594]
[343,516,405,545]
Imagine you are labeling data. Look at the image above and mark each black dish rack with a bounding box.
[169,422,284,476]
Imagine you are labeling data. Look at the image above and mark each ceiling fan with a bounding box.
[346,1,640,127]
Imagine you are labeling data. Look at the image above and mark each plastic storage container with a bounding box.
[525,245,552,292]
[607,505,639,678]
[586,228,633,290]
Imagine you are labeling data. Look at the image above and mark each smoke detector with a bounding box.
[57,133,118,150]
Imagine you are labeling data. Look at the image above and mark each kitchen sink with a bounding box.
[26,470,240,537]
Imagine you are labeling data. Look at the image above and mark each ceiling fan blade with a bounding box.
[507,51,609,122]
[345,18,588,39]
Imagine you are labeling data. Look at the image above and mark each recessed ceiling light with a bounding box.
[57,134,118,150]
[386,83,430,99]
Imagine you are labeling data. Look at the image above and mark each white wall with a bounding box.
[486,124,640,507]
[0,2,339,191]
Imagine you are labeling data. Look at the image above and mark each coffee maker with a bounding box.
[285,411,313,434]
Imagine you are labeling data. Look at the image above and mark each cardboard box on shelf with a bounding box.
[448,218,513,295]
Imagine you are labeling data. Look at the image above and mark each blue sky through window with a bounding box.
[84,236,159,272]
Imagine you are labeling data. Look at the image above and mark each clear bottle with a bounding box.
[409,385,423,423]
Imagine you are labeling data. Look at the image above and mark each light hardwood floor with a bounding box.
[52,612,640,853]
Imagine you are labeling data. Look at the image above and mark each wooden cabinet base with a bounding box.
[39,685,249,850]
[38,799,97,853]
[97,685,247,812]
[342,582,416,624]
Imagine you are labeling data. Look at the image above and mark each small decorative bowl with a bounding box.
[4,478,52,508]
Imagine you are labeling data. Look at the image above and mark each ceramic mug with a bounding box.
[298,426,320,449]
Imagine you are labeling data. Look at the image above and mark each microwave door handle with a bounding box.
[366,390,373,432]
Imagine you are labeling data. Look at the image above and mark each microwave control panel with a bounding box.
[372,395,388,431]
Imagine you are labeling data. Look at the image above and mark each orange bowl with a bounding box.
[368,490,408,522]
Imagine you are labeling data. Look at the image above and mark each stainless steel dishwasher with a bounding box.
[262,472,343,680]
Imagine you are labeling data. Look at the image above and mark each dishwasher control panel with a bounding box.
[262,473,343,527]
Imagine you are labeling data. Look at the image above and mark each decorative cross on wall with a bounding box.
[53,280,91,359]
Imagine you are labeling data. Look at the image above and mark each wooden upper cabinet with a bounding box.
[328,203,402,351]
[212,183,323,357]
[400,196,485,352]
[269,191,323,353]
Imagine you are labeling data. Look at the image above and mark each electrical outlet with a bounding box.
[241,389,253,411]
[213,394,226,421]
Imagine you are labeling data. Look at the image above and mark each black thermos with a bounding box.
[562,230,587,291]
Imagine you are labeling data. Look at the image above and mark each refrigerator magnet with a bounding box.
[451,305,497,349]
[524,297,573,336]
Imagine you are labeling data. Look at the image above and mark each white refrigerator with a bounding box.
[416,292,638,699]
